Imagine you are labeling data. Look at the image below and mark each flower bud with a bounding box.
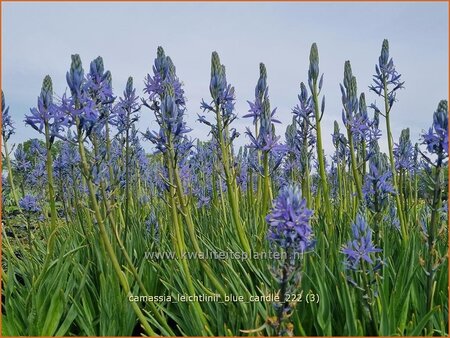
[126,76,134,97]
[66,54,84,97]
[40,75,53,109]
[210,52,225,102]
[1,90,5,112]
[308,43,319,82]
[90,56,104,77]
[104,70,112,87]
[256,63,267,99]
[359,93,367,118]
[343,61,353,90]
[299,82,308,102]
[434,100,448,132]
[379,39,389,67]
[155,46,167,76]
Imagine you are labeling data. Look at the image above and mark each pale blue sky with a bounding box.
[2,2,448,155]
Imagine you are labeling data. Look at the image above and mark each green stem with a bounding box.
[312,82,332,227]
[215,104,251,254]
[98,181,175,335]
[170,147,227,298]
[26,216,32,252]
[426,154,443,333]
[346,128,363,201]
[124,115,130,239]
[261,151,270,215]
[77,130,156,336]
[164,150,208,332]
[383,81,407,239]
[44,123,57,230]
[3,139,19,206]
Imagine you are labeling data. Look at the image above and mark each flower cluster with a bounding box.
[363,145,395,213]
[245,63,282,152]
[85,56,114,106]
[13,144,31,171]
[2,91,15,141]
[394,128,414,171]
[145,211,160,242]
[112,76,140,133]
[143,47,191,155]
[369,39,404,111]
[421,100,448,159]
[144,47,184,105]
[59,54,114,138]
[25,75,68,144]
[266,185,314,254]
[332,120,348,163]
[342,214,382,271]
[198,52,238,140]
[19,194,41,214]
[266,185,314,336]
[291,82,316,170]
[340,61,359,127]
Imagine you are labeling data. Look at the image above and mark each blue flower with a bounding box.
[332,120,347,163]
[19,194,41,213]
[199,52,237,132]
[145,211,160,242]
[421,100,448,158]
[66,54,85,98]
[363,146,395,212]
[82,57,117,137]
[394,128,414,171]
[291,82,316,170]
[85,56,115,107]
[29,139,47,158]
[60,55,116,138]
[13,145,32,172]
[342,214,381,271]
[143,47,191,155]
[26,76,68,142]
[369,39,404,110]
[292,82,314,121]
[26,161,47,186]
[143,84,191,155]
[112,76,140,133]
[245,63,282,153]
[243,63,269,124]
[266,185,314,335]
[266,185,314,253]
[144,47,185,106]
[2,91,15,142]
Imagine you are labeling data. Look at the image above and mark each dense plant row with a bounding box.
[1,40,448,336]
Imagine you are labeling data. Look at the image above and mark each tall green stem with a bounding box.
[164,148,208,331]
[346,128,363,201]
[312,84,332,226]
[383,82,407,239]
[215,104,251,254]
[44,123,57,230]
[124,115,130,238]
[170,147,227,297]
[426,154,443,333]
[97,179,175,335]
[261,151,270,215]
[3,140,19,206]
[77,130,156,336]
